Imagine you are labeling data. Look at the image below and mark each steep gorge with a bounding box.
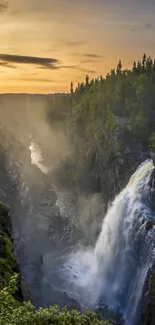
[0,94,155,325]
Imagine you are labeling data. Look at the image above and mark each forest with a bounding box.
[47,54,155,193]
[48,54,155,145]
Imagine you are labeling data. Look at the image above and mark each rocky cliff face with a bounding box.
[56,124,150,209]
[0,140,81,308]
[139,264,155,325]
[137,168,155,325]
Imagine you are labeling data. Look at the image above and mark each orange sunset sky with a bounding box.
[0,0,155,93]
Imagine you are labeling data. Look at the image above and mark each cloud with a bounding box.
[80,59,98,64]
[0,54,60,70]
[38,65,59,70]
[43,40,86,53]
[72,53,104,60]
[11,9,20,15]
[81,53,104,58]
[60,65,96,74]
[131,27,137,32]
[0,1,8,12]
[0,61,17,69]
[0,53,96,74]
[79,68,96,74]
[145,23,153,29]
[23,78,54,83]
[61,40,85,47]
[130,23,153,33]
[61,65,78,70]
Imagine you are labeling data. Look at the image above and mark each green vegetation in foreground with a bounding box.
[0,203,18,290]
[0,275,112,325]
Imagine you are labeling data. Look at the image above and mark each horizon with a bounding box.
[1,0,155,93]
[0,54,154,95]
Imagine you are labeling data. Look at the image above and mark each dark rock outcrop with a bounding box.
[138,168,155,325]
[138,265,155,325]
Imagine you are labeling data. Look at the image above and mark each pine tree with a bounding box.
[70,81,74,94]
[116,60,122,74]
[132,61,137,74]
[137,60,142,75]
[110,69,115,76]
[146,56,153,73]
[85,75,89,86]
[142,53,147,72]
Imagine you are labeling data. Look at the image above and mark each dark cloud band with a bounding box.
[81,53,104,59]
[0,61,17,69]
[0,53,60,69]
[0,53,96,74]
[23,78,54,83]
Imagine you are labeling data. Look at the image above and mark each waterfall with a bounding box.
[21,142,155,323]
[29,141,51,174]
[62,160,155,325]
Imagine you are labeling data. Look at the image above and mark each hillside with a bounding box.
[47,55,155,198]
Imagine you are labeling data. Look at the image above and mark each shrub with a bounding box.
[0,275,112,325]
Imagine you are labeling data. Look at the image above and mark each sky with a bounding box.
[0,0,155,93]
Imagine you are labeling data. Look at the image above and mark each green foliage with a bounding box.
[0,203,9,218]
[0,203,10,237]
[47,54,155,189]
[0,203,18,290]
[0,276,113,325]
[0,235,17,289]
[149,132,155,148]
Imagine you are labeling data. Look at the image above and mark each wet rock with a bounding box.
[138,264,155,325]
[145,221,155,232]
[150,150,155,166]
[138,168,155,325]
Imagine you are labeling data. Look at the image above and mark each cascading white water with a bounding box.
[28,141,155,324]
[29,141,50,174]
[62,160,155,325]
[29,140,77,227]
